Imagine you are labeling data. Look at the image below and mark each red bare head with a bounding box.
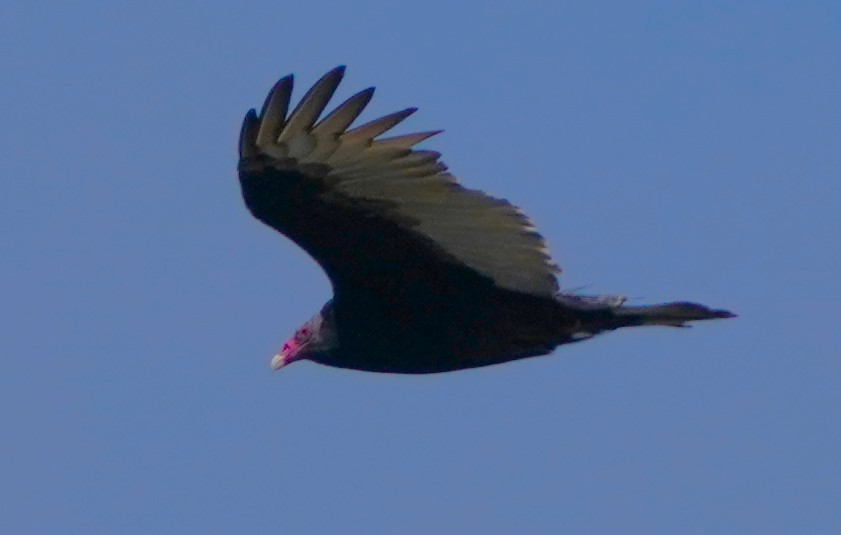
[270,307,336,371]
[271,326,311,370]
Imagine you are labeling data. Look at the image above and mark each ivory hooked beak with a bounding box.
[270,353,288,371]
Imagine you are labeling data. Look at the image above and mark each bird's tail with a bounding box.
[556,294,736,336]
[611,301,736,328]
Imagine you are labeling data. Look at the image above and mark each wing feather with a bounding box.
[277,66,345,144]
[372,131,443,150]
[255,76,293,148]
[341,108,417,143]
[312,87,375,136]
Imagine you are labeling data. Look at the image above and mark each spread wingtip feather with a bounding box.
[278,67,346,143]
[239,109,259,160]
[255,75,293,148]
[313,87,375,136]
[342,108,418,143]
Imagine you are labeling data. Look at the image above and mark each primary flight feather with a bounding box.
[237,66,734,374]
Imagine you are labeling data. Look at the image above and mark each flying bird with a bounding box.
[238,66,734,374]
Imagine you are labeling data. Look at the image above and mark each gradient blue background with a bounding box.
[3,2,839,533]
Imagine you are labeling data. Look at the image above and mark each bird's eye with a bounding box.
[300,328,310,337]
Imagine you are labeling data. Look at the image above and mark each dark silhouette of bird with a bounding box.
[237,66,734,374]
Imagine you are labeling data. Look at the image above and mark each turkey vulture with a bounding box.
[238,66,734,374]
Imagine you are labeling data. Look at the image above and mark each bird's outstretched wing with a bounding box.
[238,66,560,299]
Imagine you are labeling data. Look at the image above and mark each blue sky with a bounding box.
[2,2,839,533]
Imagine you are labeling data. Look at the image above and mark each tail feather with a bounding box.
[613,301,736,328]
